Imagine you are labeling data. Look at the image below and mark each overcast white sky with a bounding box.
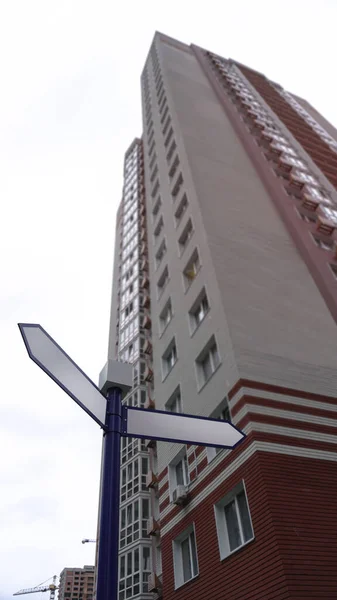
[1,1,337,598]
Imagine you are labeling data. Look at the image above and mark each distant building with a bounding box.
[58,566,94,600]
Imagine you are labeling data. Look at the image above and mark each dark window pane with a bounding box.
[237,491,253,542]
[224,499,241,551]
[190,531,198,576]
[181,537,192,582]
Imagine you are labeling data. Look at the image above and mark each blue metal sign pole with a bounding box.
[96,387,123,600]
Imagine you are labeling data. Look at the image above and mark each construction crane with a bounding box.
[13,576,58,600]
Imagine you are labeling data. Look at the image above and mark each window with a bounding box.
[178,219,193,253]
[154,216,164,242]
[321,206,337,226]
[119,547,142,599]
[173,525,198,588]
[155,239,167,268]
[160,105,169,124]
[120,457,148,502]
[164,126,174,148]
[183,250,200,289]
[157,266,169,298]
[196,337,220,388]
[151,180,160,199]
[166,387,182,413]
[207,400,231,461]
[312,235,333,251]
[120,497,150,548]
[169,450,189,493]
[162,339,177,378]
[172,173,184,198]
[148,140,155,158]
[174,194,188,226]
[150,165,158,183]
[169,155,180,180]
[214,482,254,559]
[159,298,173,333]
[149,152,157,172]
[152,196,162,221]
[167,139,177,163]
[189,289,209,332]
[163,116,171,137]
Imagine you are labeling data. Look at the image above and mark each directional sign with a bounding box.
[18,324,107,428]
[124,406,244,449]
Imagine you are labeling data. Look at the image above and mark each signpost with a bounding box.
[18,323,245,600]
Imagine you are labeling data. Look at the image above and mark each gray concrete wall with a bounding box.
[142,33,337,474]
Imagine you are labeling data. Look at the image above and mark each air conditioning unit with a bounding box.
[172,485,189,505]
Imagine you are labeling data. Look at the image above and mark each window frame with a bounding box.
[159,298,173,335]
[155,238,167,269]
[178,219,194,255]
[183,249,201,291]
[189,288,209,334]
[172,524,199,589]
[195,336,221,390]
[165,385,182,414]
[157,265,169,299]
[162,338,178,380]
[214,481,254,560]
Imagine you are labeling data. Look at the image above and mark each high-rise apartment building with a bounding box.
[58,566,95,600]
[104,32,337,600]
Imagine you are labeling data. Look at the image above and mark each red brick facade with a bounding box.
[158,379,337,599]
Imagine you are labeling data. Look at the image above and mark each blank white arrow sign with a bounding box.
[18,323,107,428]
[125,407,244,448]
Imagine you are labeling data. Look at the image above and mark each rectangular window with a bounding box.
[159,298,173,333]
[178,219,193,253]
[183,249,200,289]
[214,482,254,559]
[155,239,167,268]
[207,400,231,461]
[196,336,220,388]
[164,126,174,148]
[148,140,155,158]
[173,525,198,588]
[167,139,177,163]
[166,387,182,413]
[174,194,188,226]
[153,216,164,242]
[152,196,161,220]
[163,115,171,137]
[172,173,184,199]
[312,235,333,251]
[169,155,180,180]
[160,104,169,124]
[149,152,157,172]
[170,451,189,491]
[162,339,177,378]
[150,164,158,183]
[151,180,160,199]
[159,95,167,114]
[189,289,209,332]
[157,266,169,298]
